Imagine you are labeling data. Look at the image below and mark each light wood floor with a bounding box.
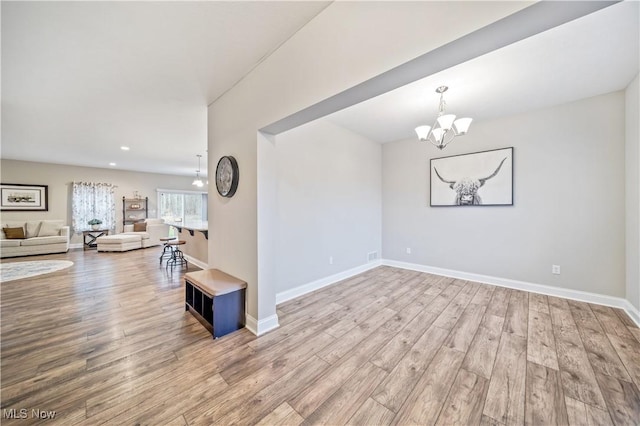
[1,249,639,425]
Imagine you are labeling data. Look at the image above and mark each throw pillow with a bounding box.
[3,227,25,239]
[38,221,62,237]
[26,221,42,238]
[133,222,147,232]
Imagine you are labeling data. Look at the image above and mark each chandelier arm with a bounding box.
[429,132,448,149]
[427,127,439,148]
[447,129,457,143]
[441,130,457,148]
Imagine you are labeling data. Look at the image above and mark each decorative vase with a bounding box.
[91,224,100,230]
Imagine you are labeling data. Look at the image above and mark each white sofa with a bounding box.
[0,220,70,258]
[121,218,169,248]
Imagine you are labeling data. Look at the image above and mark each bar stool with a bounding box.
[159,236,176,264]
[166,240,187,271]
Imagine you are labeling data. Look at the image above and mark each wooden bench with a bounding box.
[184,269,247,339]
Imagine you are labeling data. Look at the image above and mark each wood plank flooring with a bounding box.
[1,249,639,425]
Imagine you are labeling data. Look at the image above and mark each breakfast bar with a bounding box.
[164,220,208,268]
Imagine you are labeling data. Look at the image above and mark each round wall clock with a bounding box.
[215,156,239,197]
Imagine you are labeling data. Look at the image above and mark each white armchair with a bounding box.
[122,218,169,248]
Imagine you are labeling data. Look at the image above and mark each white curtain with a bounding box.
[72,182,116,232]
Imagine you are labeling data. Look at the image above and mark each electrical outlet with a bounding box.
[329,256,333,265]
[406,248,411,254]
[552,265,561,275]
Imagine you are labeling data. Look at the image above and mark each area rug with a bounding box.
[0,260,74,283]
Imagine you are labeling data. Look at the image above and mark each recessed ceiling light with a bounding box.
[109,162,116,166]
[120,146,130,151]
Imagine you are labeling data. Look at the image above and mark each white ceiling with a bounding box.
[1,1,330,176]
[1,2,638,177]
[327,1,639,144]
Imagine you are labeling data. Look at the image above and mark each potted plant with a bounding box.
[88,219,103,230]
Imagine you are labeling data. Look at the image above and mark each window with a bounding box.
[157,189,207,224]
[71,182,116,232]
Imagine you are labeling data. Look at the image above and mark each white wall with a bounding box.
[382,92,626,298]
[626,73,640,310]
[208,1,527,329]
[275,119,381,294]
[0,159,198,244]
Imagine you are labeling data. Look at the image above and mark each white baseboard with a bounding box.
[69,243,83,250]
[275,260,382,305]
[245,314,280,336]
[620,299,640,327]
[184,254,208,271]
[383,259,640,327]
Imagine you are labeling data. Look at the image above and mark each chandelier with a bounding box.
[192,154,204,187]
[415,86,472,150]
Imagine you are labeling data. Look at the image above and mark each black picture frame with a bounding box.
[430,147,513,207]
[1,183,49,211]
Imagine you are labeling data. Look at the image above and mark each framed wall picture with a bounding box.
[430,147,513,207]
[1,183,49,211]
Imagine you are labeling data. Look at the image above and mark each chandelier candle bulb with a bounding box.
[415,125,431,141]
[437,114,456,131]
[454,117,473,135]
[431,128,445,142]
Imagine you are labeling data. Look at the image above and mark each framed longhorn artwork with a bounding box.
[430,147,513,207]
